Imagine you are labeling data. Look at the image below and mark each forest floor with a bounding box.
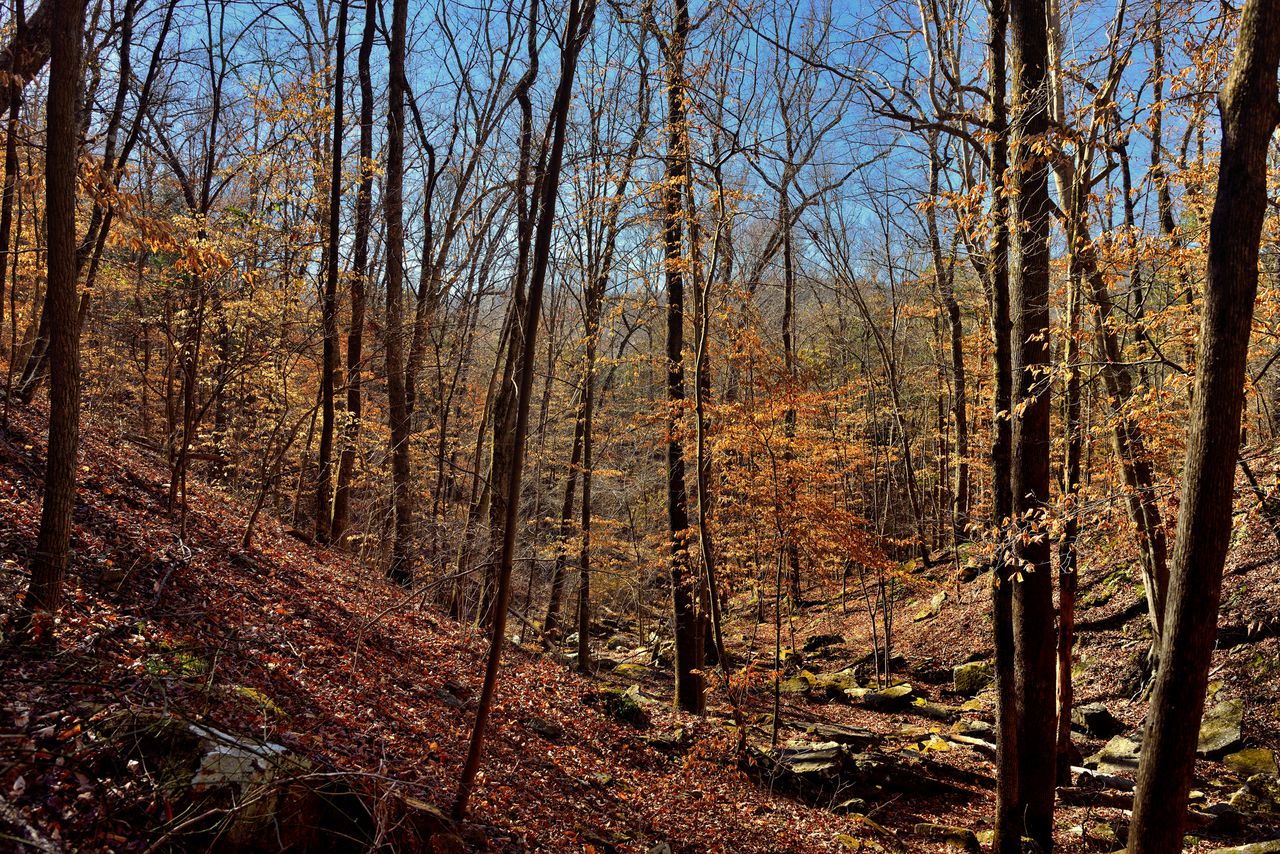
[1,404,1279,853]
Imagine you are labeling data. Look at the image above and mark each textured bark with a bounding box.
[987,0,1020,849]
[331,0,376,544]
[927,132,969,542]
[1008,0,1057,846]
[383,0,413,585]
[315,0,349,544]
[453,0,595,817]
[662,0,705,716]
[21,0,82,643]
[0,0,52,87]
[1130,1,1280,849]
[543,394,584,642]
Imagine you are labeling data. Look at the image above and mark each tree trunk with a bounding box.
[1130,2,1280,848]
[315,0,348,544]
[20,0,82,644]
[453,0,595,818]
[662,0,705,716]
[987,1,1019,848]
[331,0,376,545]
[383,0,413,585]
[1007,0,1057,846]
[543,391,584,643]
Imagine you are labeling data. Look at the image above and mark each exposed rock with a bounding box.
[914,591,948,622]
[953,718,993,739]
[525,717,564,741]
[812,670,861,699]
[645,728,689,752]
[952,661,993,696]
[613,662,652,681]
[803,633,845,653]
[913,823,980,854]
[750,743,963,803]
[1198,699,1245,758]
[1225,748,1278,777]
[1071,702,1126,740]
[1229,773,1280,816]
[1206,842,1280,854]
[779,675,813,694]
[804,722,881,750]
[1085,736,1141,776]
[912,698,961,723]
[861,683,915,711]
[596,686,650,729]
[1074,767,1135,792]
[958,560,984,583]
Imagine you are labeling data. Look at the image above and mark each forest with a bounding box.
[3,0,1280,849]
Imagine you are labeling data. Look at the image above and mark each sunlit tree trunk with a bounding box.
[19,0,82,645]
[1131,2,1280,847]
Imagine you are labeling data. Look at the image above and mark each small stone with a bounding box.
[952,661,993,696]
[525,717,564,741]
[913,698,961,723]
[862,682,914,710]
[1197,699,1244,758]
[913,823,980,854]
[613,662,651,680]
[779,675,813,694]
[1071,702,1126,739]
[914,591,948,622]
[803,633,845,653]
[1225,748,1278,777]
[832,797,867,814]
[1085,735,1141,776]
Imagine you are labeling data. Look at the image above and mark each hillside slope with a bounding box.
[0,406,846,853]
[2,405,1280,853]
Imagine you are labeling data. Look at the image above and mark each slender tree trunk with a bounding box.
[20,0,81,644]
[332,0,375,544]
[927,132,969,542]
[543,391,584,643]
[1057,236,1083,787]
[315,0,349,544]
[1007,0,1057,846]
[0,75,20,352]
[988,0,1021,849]
[453,0,595,818]
[662,0,705,716]
[1131,3,1280,848]
[383,0,413,585]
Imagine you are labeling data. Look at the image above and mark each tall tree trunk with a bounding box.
[331,0,376,544]
[0,62,20,352]
[1007,0,1057,846]
[383,0,413,585]
[662,0,705,716]
[989,0,1019,850]
[927,132,969,542]
[1057,230,1083,787]
[20,0,82,644]
[316,0,348,544]
[453,0,595,818]
[543,391,583,643]
[1130,2,1280,848]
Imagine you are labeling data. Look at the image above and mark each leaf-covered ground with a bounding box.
[1,404,1279,852]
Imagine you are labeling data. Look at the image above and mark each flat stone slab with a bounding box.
[1225,748,1278,778]
[1085,735,1140,776]
[1198,699,1244,758]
